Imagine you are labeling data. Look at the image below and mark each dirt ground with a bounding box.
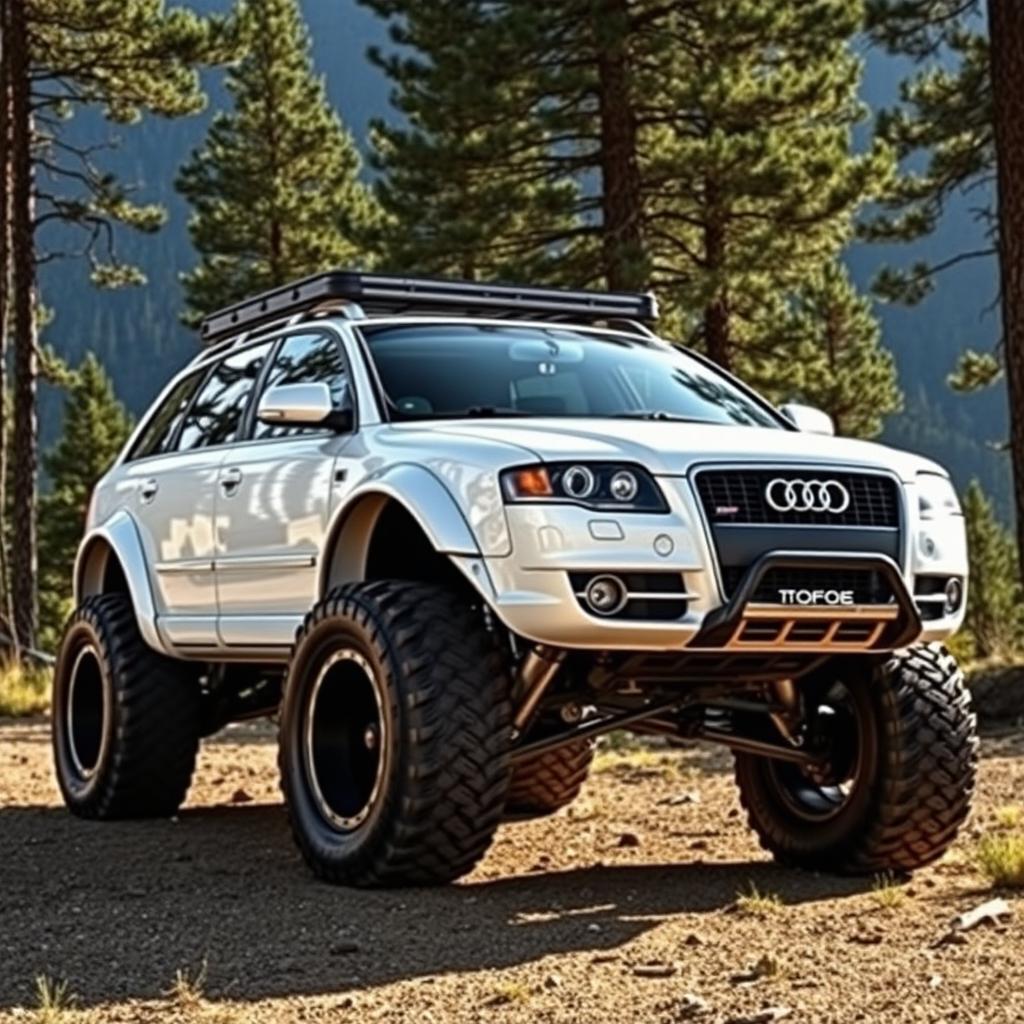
[1,718,1022,1024]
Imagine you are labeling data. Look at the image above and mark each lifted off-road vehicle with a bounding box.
[53,271,976,886]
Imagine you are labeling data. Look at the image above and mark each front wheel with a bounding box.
[278,581,513,887]
[735,644,977,874]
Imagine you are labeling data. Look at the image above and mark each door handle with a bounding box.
[139,478,158,503]
[220,467,243,495]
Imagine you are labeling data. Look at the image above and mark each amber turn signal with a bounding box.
[507,466,553,498]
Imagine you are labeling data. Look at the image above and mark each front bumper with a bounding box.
[476,474,967,652]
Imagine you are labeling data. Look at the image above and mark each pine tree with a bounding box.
[648,1,893,376]
[177,0,377,322]
[961,479,1023,660]
[361,2,594,284]
[869,1,1024,577]
[768,261,902,438]
[38,355,133,645]
[0,0,233,650]
[363,0,892,373]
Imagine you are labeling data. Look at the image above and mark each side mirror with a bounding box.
[257,382,353,432]
[779,402,835,436]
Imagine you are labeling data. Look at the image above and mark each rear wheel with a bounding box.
[505,739,595,818]
[52,594,201,819]
[735,644,977,873]
[279,581,513,887]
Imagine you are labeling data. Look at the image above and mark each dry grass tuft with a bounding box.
[872,871,908,910]
[976,832,1024,889]
[0,662,51,717]
[486,980,532,1006]
[993,805,1024,830]
[166,961,208,1012]
[735,881,783,917]
[33,976,75,1024]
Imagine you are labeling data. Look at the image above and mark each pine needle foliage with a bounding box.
[177,0,378,322]
[38,355,133,645]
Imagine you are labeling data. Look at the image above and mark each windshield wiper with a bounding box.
[614,410,703,423]
[458,406,537,418]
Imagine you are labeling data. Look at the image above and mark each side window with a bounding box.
[254,332,350,440]
[175,342,272,451]
[128,370,205,461]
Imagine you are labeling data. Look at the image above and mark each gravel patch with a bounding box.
[2,718,1023,1023]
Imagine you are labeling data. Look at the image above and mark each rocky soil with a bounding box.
[1,718,1022,1023]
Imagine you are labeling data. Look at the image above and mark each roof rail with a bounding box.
[198,270,659,346]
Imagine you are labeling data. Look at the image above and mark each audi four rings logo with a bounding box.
[765,478,851,514]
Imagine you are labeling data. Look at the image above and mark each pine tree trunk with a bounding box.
[593,0,644,292]
[703,185,731,370]
[8,0,38,652]
[988,0,1024,579]
[0,0,14,652]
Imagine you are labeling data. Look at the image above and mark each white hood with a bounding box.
[397,418,946,482]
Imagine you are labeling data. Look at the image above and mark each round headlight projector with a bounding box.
[584,574,628,616]
[562,464,597,499]
[610,470,639,502]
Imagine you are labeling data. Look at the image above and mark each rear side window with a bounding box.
[128,371,205,461]
[175,342,272,451]
[254,332,350,439]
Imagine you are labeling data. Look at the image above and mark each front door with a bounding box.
[214,330,354,647]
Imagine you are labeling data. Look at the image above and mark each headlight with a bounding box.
[501,462,668,513]
[917,473,961,520]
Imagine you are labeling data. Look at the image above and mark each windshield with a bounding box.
[360,324,783,428]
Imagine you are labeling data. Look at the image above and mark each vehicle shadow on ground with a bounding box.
[0,801,872,1010]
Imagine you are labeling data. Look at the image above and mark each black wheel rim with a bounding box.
[303,648,387,833]
[66,644,106,779]
[766,681,865,823]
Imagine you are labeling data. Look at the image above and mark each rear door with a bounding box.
[135,342,273,646]
[214,329,356,648]
[119,367,221,645]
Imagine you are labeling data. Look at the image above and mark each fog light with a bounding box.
[584,575,627,616]
[944,577,964,615]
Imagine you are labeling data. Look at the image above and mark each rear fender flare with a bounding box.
[74,511,167,656]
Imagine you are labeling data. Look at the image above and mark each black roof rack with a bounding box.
[198,270,659,345]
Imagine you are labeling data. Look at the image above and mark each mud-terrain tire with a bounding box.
[505,739,595,818]
[278,581,513,887]
[52,594,201,819]
[735,644,977,874]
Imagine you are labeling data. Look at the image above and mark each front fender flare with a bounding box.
[320,464,496,597]
[74,510,167,656]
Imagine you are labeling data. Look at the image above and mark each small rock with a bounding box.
[951,898,1011,932]
[632,961,678,978]
[587,922,603,933]
[658,791,701,806]
[543,973,562,990]
[929,974,943,989]
[329,941,361,956]
[682,932,705,947]
[677,993,712,1019]
[230,788,252,804]
[725,1008,791,1024]
[591,952,620,964]
[617,831,642,848]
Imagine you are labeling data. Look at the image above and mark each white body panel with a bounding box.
[78,316,969,661]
